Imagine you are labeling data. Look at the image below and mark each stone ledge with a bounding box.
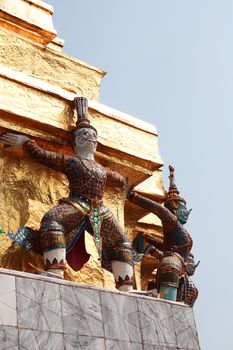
[0,268,200,349]
[0,0,56,45]
[0,65,164,187]
[0,65,158,135]
[0,26,105,100]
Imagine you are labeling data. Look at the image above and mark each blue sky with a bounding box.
[48,1,233,348]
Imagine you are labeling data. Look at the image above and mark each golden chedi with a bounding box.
[0,0,165,290]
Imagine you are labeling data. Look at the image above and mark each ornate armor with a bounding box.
[129,192,193,261]
[177,275,199,307]
[22,140,133,274]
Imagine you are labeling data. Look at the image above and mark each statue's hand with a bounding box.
[0,132,30,148]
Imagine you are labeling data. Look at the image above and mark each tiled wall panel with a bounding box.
[0,269,200,350]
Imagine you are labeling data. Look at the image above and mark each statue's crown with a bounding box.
[164,165,186,207]
[73,97,97,134]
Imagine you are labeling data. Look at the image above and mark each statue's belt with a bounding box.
[60,195,110,217]
[60,195,112,256]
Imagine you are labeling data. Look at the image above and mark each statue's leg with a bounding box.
[40,203,83,278]
[100,215,134,292]
[157,252,184,301]
[111,260,134,292]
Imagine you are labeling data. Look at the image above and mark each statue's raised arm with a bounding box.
[0,132,30,148]
[0,132,68,172]
[106,167,128,189]
[127,165,193,260]
[127,189,177,228]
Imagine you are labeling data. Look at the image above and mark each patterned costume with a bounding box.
[129,192,193,261]
[23,140,133,273]
[128,165,195,301]
[177,275,198,307]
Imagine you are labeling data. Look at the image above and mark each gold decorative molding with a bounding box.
[0,0,56,44]
[0,26,105,100]
[0,65,164,187]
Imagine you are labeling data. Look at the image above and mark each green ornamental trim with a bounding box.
[0,227,5,235]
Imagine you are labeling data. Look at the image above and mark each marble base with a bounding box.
[0,268,200,349]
